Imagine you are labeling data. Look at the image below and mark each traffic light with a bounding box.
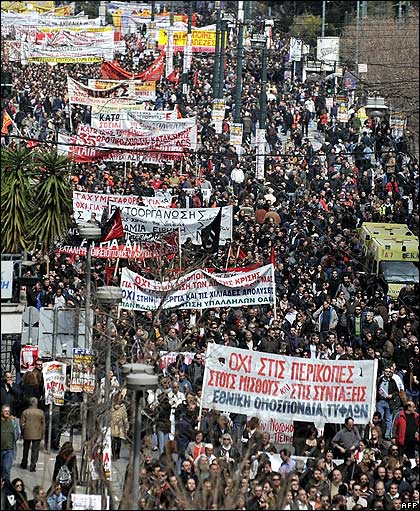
[325,80,333,96]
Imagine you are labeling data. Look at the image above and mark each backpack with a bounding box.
[57,464,72,488]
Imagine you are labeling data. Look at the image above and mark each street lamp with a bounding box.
[77,223,102,462]
[95,286,122,510]
[122,363,159,510]
[251,32,268,180]
[213,1,221,98]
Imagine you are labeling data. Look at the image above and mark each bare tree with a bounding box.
[340,11,419,153]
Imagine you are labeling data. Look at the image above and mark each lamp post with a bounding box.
[96,286,122,511]
[122,364,159,511]
[322,1,326,37]
[251,33,268,181]
[218,17,227,99]
[182,1,193,95]
[77,224,102,469]
[213,1,221,98]
[233,3,244,124]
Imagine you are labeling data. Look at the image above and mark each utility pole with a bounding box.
[182,1,193,95]
[356,0,360,65]
[218,18,226,99]
[322,1,326,37]
[361,0,368,18]
[165,2,175,77]
[234,2,244,123]
[213,2,221,98]
[260,43,268,132]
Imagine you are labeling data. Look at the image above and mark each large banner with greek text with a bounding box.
[91,112,196,133]
[111,204,232,244]
[120,264,275,311]
[73,191,141,222]
[24,26,114,63]
[202,345,378,425]
[67,76,136,106]
[88,79,156,102]
[158,28,225,53]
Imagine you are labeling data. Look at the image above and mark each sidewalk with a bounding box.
[10,433,132,506]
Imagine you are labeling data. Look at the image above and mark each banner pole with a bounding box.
[178,228,182,271]
[271,263,277,320]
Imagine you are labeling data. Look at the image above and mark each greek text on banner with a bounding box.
[201,344,378,425]
[120,264,275,311]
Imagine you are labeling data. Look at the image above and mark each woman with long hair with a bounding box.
[11,478,30,511]
[51,441,78,510]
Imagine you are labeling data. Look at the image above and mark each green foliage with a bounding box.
[1,147,35,253]
[1,148,73,254]
[28,152,73,252]
[290,13,322,47]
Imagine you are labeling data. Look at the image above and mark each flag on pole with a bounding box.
[167,68,180,85]
[1,110,13,135]
[201,209,222,254]
[269,246,276,265]
[237,248,247,260]
[101,208,124,242]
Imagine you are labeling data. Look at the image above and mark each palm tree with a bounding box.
[28,151,73,253]
[1,146,35,253]
[2,148,74,257]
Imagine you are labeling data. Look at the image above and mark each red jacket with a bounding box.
[394,410,419,446]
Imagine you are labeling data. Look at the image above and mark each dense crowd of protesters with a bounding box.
[1,3,419,510]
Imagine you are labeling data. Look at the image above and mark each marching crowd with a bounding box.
[1,4,420,511]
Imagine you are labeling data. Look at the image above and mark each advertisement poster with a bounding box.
[69,348,95,393]
[43,361,67,406]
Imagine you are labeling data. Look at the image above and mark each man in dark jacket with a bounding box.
[0,373,21,417]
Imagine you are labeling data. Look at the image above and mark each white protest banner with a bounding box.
[120,264,275,311]
[73,191,141,222]
[255,128,266,180]
[159,351,195,371]
[111,204,232,244]
[43,361,67,406]
[259,417,294,444]
[69,348,95,393]
[91,113,196,133]
[59,133,184,164]
[336,96,349,123]
[1,260,14,300]
[88,78,156,101]
[67,76,135,107]
[71,494,108,511]
[90,107,180,130]
[74,123,197,152]
[202,344,378,425]
[25,26,115,63]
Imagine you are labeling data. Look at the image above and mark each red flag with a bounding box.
[167,68,180,85]
[27,139,39,149]
[193,70,198,87]
[101,208,124,242]
[1,110,13,135]
[101,50,165,81]
[237,248,247,260]
[269,246,276,265]
[105,266,115,284]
